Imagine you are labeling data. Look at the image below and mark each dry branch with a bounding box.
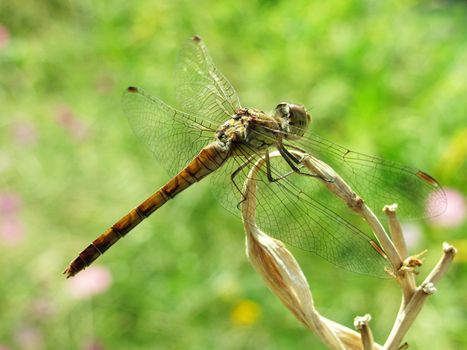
[240,150,455,350]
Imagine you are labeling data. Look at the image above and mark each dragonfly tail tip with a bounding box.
[63,265,78,278]
[63,268,72,278]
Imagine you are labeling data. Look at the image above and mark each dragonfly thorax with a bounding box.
[215,108,281,152]
[274,102,311,140]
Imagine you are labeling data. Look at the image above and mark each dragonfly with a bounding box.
[64,35,446,278]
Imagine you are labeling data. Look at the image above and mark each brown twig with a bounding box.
[241,153,346,350]
[383,243,457,350]
[354,314,374,350]
[240,150,455,350]
[324,318,382,350]
[383,205,417,303]
[383,204,408,259]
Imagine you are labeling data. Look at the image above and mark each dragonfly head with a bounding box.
[274,103,311,140]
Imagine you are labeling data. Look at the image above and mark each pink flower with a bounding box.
[55,105,89,141]
[82,339,105,350]
[0,25,10,50]
[95,74,115,94]
[429,188,466,228]
[31,298,56,320]
[0,192,24,246]
[12,121,38,146]
[0,192,22,215]
[14,325,43,350]
[67,266,112,299]
[0,216,24,246]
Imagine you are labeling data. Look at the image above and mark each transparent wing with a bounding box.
[122,87,217,177]
[209,146,263,214]
[208,141,390,277]
[175,35,242,124]
[256,155,390,277]
[293,133,447,220]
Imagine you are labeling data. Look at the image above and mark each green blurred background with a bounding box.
[1,0,466,349]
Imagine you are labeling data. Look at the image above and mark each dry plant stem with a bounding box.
[358,205,417,316]
[383,243,457,350]
[241,151,384,350]
[324,319,382,350]
[359,205,402,270]
[383,205,416,303]
[354,314,375,350]
[241,150,455,350]
[241,154,346,350]
[383,205,408,259]
[301,153,456,349]
[245,227,346,350]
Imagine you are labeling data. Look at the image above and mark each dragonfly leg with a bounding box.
[278,145,334,183]
[232,149,300,209]
[277,145,303,171]
[279,145,301,164]
[231,156,256,208]
[265,150,295,182]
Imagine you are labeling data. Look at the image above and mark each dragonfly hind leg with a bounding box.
[229,151,282,209]
[230,155,258,209]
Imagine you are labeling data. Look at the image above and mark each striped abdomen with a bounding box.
[64,142,229,278]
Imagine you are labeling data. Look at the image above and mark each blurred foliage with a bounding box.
[0,0,466,349]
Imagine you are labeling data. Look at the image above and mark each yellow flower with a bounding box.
[230,300,261,326]
[449,239,467,262]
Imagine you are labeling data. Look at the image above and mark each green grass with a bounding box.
[1,1,466,349]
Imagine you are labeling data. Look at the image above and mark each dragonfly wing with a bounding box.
[122,87,217,177]
[175,35,242,124]
[207,141,390,277]
[292,133,447,220]
[256,155,390,277]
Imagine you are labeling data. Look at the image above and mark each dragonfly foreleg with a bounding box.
[277,145,303,172]
[279,144,302,164]
[277,144,334,183]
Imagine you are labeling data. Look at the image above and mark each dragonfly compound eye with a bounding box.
[288,104,311,138]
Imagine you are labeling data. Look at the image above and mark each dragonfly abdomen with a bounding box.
[64,143,228,278]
